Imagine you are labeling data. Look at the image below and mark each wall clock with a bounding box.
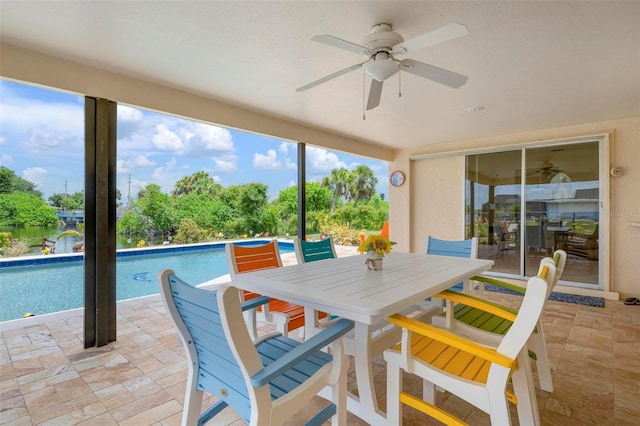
[390,170,405,187]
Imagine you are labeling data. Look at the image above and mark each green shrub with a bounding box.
[0,232,12,249]
[0,238,30,257]
[317,217,361,245]
[174,218,201,244]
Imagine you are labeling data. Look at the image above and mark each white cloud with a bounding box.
[152,124,184,151]
[253,149,281,170]
[151,166,166,180]
[1,153,14,167]
[254,146,296,171]
[306,146,347,173]
[151,157,177,180]
[132,155,155,167]
[0,135,5,145]
[117,105,145,139]
[165,157,177,171]
[117,154,156,174]
[279,142,290,155]
[212,158,235,173]
[22,167,47,186]
[181,122,233,153]
[117,105,144,123]
[1,89,84,160]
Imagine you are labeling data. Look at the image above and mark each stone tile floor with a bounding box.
[1,246,639,425]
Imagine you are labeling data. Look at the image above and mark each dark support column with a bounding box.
[297,143,306,240]
[84,98,117,348]
[488,185,495,246]
[469,181,475,239]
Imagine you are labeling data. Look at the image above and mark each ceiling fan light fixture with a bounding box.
[365,58,399,82]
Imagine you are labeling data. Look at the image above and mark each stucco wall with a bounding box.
[390,117,640,299]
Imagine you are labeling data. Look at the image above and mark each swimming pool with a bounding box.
[0,240,293,322]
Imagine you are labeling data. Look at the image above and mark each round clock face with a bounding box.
[390,171,405,187]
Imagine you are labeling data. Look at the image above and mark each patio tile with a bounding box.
[1,257,638,425]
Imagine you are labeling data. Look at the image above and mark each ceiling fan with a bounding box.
[528,161,561,178]
[296,22,470,111]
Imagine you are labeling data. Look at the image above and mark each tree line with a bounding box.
[0,165,388,244]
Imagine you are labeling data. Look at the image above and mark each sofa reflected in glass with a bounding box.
[555,224,599,260]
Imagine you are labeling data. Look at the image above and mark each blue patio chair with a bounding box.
[293,238,336,334]
[159,269,354,426]
[426,235,478,292]
[294,237,337,264]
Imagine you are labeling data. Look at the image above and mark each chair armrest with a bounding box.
[434,290,518,322]
[240,296,270,312]
[250,318,354,387]
[387,314,514,368]
[471,275,526,295]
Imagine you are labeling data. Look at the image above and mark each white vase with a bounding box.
[365,251,384,271]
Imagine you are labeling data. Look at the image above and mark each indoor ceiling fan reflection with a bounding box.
[296,22,470,112]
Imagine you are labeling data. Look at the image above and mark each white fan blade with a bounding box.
[391,22,469,55]
[312,34,372,56]
[296,61,368,92]
[400,59,468,88]
[366,79,383,110]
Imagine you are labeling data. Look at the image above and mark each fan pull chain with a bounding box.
[398,67,402,98]
[362,71,366,120]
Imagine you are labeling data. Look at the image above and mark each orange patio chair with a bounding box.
[226,240,309,339]
[359,220,389,247]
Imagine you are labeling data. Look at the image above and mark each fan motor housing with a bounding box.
[361,23,404,54]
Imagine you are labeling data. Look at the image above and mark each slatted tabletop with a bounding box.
[231,251,493,325]
[230,251,493,424]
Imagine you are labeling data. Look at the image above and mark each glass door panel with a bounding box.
[524,142,600,285]
[466,150,522,275]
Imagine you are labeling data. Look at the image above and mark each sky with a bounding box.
[0,79,389,202]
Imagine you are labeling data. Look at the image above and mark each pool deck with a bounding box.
[1,245,639,425]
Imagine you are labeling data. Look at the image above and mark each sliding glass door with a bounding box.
[465,139,602,287]
[524,142,600,284]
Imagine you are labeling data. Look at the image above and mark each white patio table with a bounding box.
[229,251,494,424]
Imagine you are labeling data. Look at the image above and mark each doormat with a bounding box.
[482,284,605,307]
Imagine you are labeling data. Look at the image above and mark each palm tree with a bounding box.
[173,171,221,197]
[57,223,85,252]
[321,168,351,212]
[349,165,378,207]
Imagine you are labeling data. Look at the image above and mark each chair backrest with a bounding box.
[497,262,555,360]
[551,249,567,286]
[294,237,337,264]
[426,236,478,292]
[496,222,510,241]
[226,240,282,277]
[159,270,259,422]
[426,235,478,259]
[380,220,390,239]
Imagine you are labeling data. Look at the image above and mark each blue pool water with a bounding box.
[0,241,293,322]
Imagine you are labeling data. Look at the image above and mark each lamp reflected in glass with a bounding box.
[550,172,572,199]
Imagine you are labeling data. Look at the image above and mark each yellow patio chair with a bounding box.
[435,249,567,393]
[384,262,555,426]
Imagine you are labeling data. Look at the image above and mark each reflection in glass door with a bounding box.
[466,140,601,287]
[466,150,522,276]
[524,142,599,285]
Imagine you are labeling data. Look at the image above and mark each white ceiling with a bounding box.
[1,1,639,151]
